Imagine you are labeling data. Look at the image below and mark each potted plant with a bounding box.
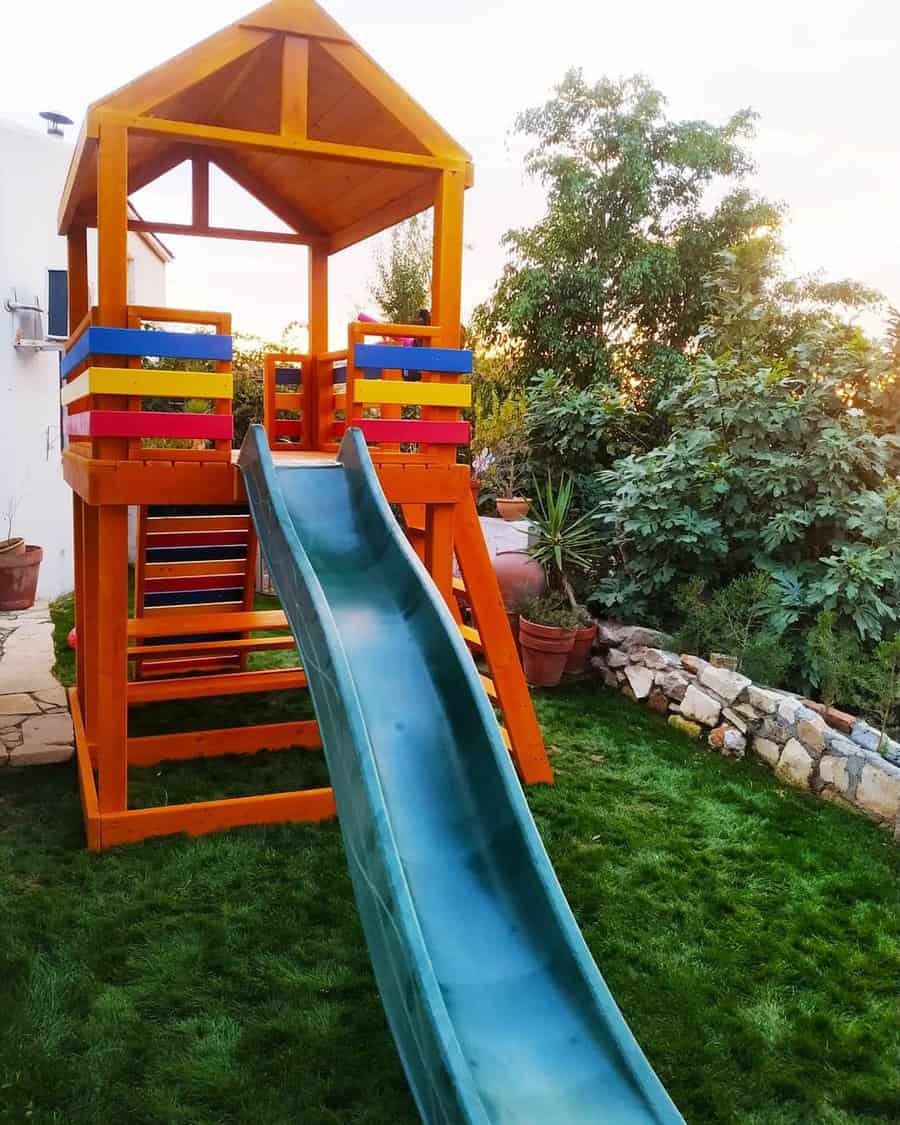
[518,595,581,686]
[0,498,42,610]
[493,445,530,520]
[0,498,24,556]
[525,474,601,675]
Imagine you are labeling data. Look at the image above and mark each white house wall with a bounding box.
[0,120,167,600]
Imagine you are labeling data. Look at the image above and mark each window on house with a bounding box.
[47,269,68,339]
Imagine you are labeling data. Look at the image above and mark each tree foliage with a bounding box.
[368,215,432,323]
[472,72,779,392]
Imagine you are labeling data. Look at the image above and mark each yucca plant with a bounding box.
[527,474,603,608]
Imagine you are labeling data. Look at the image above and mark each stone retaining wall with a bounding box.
[591,622,900,839]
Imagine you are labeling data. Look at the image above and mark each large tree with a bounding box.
[473,72,781,391]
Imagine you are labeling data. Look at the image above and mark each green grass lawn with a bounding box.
[0,595,897,1124]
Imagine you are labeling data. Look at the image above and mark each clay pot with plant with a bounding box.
[517,595,581,687]
[525,474,602,676]
[0,496,42,610]
[491,442,530,521]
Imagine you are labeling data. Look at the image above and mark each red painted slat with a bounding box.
[64,410,234,440]
[146,531,250,548]
[356,419,470,445]
[144,573,249,593]
[274,419,303,437]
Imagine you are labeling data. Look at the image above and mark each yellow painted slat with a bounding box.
[61,367,233,406]
[353,379,471,408]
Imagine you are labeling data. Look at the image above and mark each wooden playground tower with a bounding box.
[59,0,551,850]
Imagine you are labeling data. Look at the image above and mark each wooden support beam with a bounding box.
[127,719,320,765]
[99,110,466,173]
[95,506,129,813]
[96,120,130,462]
[66,227,89,331]
[192,157,209,228]
[453,491,552,785]
[127,219,307,245]
[128,635,296,659]
[128,667,306,703]
[425,503,455,613]
[431,168,465,349]
[281,35,309,136]
[72,496,86,712]
[98,788,336,848]
[69,688,100,850]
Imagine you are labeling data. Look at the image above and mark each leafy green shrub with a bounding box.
[232,370,263,448]
[524,371,645,476]
[593,361,900,640]
[854,636,900,748]
[802,611,861,708]
[673,573,790,687]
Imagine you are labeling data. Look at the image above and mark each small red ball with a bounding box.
[67,627,77,650]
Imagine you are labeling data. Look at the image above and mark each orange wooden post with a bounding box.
[95,506,129,813]
[67,227,90,714]
[263,352,278,448]
[431,169,465,350]
[93,117,131,813]
[81,502,101,766]
[281,35,309,137]
[454,491,552,785]
[66,228,89,328]
[422,168,466,608]
[95,117,130,461]
[308,243,328,449]
[72,495,87,712]
[212,307,233,460]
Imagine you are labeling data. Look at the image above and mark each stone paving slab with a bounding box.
[0,600,73,768]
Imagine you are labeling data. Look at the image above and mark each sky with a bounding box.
[2,0,898,346]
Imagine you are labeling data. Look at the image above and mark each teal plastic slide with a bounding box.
[238,425,684,1124]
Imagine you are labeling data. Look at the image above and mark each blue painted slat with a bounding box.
[333,363,347,386]
[144,587,244,608]
[275,366,302,386]
[354,344,473,375]
[61,327,232,378]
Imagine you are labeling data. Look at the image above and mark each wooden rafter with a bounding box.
[127,219,308,245]
[95,111,465,173]
[208,149,327,240]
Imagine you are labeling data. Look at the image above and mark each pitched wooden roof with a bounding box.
[58,0,472,252]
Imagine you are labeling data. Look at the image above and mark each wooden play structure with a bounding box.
[59,0,551,850]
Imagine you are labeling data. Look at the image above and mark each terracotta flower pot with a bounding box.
[0,544,42,610]
[564,622,598,675]
[492,550,546,612]
[496,497,530,521]
[0,537,25,557]
[518,616,576,687]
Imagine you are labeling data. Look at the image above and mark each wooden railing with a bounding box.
[61,305,234,463]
